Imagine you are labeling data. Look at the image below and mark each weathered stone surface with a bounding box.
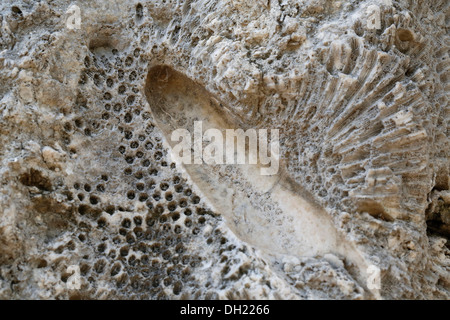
[0,0,448,299]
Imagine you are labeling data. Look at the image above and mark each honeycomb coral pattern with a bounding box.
[45,47,283,299]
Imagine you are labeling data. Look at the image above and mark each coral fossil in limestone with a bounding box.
[0,0,448,300]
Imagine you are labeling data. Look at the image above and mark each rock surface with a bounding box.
[0,0,448,299]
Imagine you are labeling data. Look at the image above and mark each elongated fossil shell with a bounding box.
[145,65,369,283]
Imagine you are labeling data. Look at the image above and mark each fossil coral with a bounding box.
[0,0,448,299]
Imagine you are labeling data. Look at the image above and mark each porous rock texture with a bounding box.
[0,0,448,299]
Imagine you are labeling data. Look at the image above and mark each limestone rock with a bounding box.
[0,0,448,299]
